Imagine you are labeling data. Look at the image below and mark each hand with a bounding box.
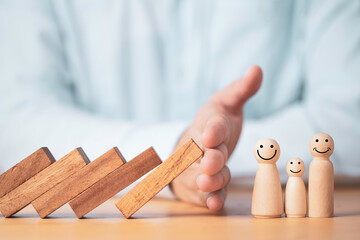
[170,65,263,211]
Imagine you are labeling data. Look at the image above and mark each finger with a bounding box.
[202,116,228,148]
[214,65,263,113]
[201,143,228,175]
[185,189,208,207]
[206,188,227,211]
[196,165,231,192]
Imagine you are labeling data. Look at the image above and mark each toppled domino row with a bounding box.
[0,139,203,219]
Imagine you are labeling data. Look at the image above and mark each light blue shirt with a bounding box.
[0,0,359,183]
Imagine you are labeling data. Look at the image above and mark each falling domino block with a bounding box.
[32,147,126,218]
[0,147,55,199]
[69,147,162,218]
[115,138,203,218]
[0,148,90,217]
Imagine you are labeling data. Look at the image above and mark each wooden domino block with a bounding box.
[69,147,162,218]
[115,138,203,218]
[0,148,90,217]
[32,147,126,218]
[0,147,55,198]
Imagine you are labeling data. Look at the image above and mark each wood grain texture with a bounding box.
[1,187,360,239]
[115,138,203,218]
[0,147,55,198]
[0,148,90,217]
[69,147,162,218]
[32,147,126,218]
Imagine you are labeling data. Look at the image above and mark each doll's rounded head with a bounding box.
[309,133,334,158]
[286,158,305,177]
[254,138,280,164]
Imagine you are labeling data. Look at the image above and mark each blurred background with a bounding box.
[0,0,359,186]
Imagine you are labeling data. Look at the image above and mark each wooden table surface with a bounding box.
[1,187,359,240]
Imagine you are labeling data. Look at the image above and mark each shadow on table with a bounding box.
[78,208,251,219]
[334,211,360,217]
[6,213,76,219]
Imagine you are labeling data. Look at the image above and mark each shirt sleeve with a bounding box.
[228,0,360,185]
[0,0,188,189]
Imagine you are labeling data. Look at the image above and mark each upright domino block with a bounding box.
[116,138,203,218]
[0,148,90,217]
[69,147,162,218]
[32,147,126,218]
[0,147,55,198]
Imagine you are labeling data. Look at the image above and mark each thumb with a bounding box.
[214,65,263,113]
